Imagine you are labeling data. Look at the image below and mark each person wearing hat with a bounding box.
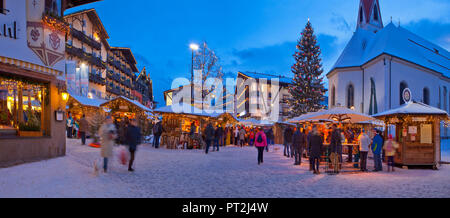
[358,129,371,172]
[99,116,117,173]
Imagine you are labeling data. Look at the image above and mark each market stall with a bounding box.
[289,107,377,173]
[154,104,236,149]
[100,96,154,137]
[373,102,448,169]
[67,92,106,120]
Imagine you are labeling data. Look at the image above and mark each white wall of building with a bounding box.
[0,0,65,72]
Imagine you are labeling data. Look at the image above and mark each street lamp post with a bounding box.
[189,43,199,106]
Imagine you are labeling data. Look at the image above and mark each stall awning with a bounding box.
[154,103,231,118]
[237,118,274,127]
[69,92,106,108]
[373,102,449,117]
[289,107,375,123]
[101,96,153,112]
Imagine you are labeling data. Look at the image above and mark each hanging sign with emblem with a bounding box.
[26,0,68,67]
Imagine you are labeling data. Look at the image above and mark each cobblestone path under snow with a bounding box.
[0,138,450,198]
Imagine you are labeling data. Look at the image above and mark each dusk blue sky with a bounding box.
[66,0,450,106]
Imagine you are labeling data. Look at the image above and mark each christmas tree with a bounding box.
[288,20,327,117]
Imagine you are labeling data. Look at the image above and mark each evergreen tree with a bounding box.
[288,20,327,117]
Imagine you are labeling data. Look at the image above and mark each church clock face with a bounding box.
[403,88,412,104]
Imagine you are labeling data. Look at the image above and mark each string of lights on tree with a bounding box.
[288,20,327,117]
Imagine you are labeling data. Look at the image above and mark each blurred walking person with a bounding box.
[99,116,117,173]
[383,134,399,172]
[126,119,141,172]
[255,127,267,165]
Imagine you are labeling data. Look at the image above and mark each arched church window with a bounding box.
[359,7,364,23]
[369,78,378,115]
[347,84,354,108]
[373,5,379,21]
[400,82,408,105]
[331,86,336,107]
[444,87,448,112]
[423,88,430,105]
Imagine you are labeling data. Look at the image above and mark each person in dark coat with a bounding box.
[284,126,294,157]
[205,123,215,154]
[292,126,306,165]
[213,125,223,152]
[78,114,89,145]
[308,125,323,174]
[307,129,314,171]
[126,119,142,172]
[153,120,164,148]
[329,124,343,173]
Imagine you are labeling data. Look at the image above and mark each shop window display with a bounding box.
[0,75,47,136]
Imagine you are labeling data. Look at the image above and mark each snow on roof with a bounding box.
[240,72,293,85]
[69,92,106,108]
[373,101,449,117]
[330,23,450,77]
[154,103,223,117]
[110,96,153,112]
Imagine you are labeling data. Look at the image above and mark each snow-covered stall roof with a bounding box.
[237,118,275,126]
[373,102,449,117]
[69,92,106,108]
[329,23,450,77]
[101,96,152,112]
[240,72,293,85]
[289,107,375,123]
[154,103,223,118]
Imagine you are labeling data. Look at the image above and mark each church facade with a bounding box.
[327,0,450,121]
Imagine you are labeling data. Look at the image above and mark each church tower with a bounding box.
[357,0,383,32]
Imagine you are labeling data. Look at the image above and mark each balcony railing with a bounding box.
[66,44,106,68]
[70,28,101,50]
[89,73,106,85]
[106,85,120,95]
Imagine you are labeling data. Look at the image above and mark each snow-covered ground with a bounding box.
[0,138,450,198]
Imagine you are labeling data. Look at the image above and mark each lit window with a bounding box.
[0,75,48,136]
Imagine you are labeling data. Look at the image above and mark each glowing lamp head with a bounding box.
[189,43,199,51]
[61,92,69,102]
